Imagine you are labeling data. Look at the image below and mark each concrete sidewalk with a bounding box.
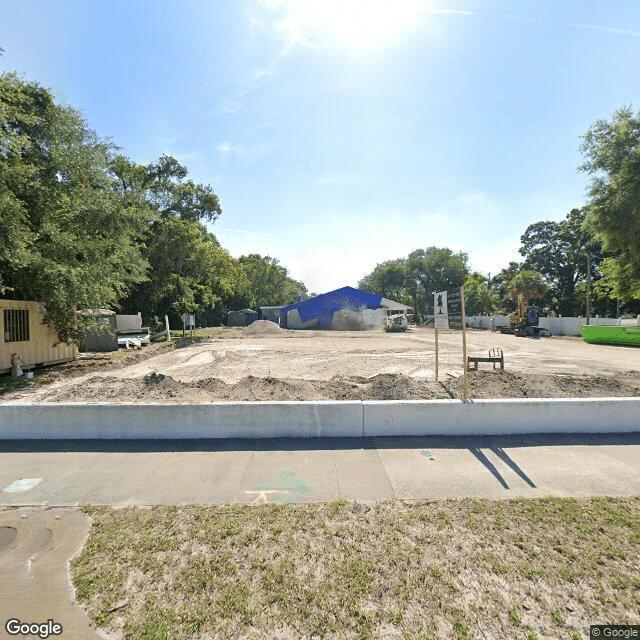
[0,508,100,640]
[2,432,640,506]
[1,434,639,639]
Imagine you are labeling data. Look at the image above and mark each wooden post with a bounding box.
[586,253,591,325]
[435,327,439,382]
[460,286,469,401]
[165,315,171,342]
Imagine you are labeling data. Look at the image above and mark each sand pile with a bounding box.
[244,320,284,336]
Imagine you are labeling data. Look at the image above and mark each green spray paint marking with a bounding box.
[252,469,311,503]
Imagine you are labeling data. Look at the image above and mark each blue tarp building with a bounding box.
[279,286,383,329]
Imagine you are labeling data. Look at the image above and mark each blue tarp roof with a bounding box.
[280,286,383,327]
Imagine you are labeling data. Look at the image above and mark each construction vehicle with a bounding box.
[384,313,408,332]
[499,293,547,337]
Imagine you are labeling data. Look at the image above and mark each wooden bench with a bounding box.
[467,347,504,372]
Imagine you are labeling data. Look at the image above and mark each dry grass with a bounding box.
[72,497,640,639]
[168,328,229,340]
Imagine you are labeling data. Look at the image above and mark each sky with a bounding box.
[3,0,640,294]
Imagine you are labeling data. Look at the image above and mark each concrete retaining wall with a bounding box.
[363,398,640,437]
[1,398,639,439]
[0,402,364,439]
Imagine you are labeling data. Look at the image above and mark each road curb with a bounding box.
[0,398,638,439]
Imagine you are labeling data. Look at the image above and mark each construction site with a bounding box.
[2,321,638,405]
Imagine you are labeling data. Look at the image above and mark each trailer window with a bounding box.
[3,309,30,342]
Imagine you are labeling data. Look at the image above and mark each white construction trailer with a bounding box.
[1,299,76,374]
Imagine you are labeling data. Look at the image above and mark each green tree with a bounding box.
[120,218,247,326]
[406,247,469,319]
[0,72,148,341]
[591,257,640,312]
[463,273,499,316]
[237,254,307,309]
[358,259,409,304]
[491,262,524,313]
[358,247,469,320]
[519,208,605,315]
[111,154,228,323]
[508,270,548,303]
[110,154,221,224]
[580,106,640,301]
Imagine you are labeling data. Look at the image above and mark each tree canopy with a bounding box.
[357,259,410,306]
[0,72,149,341]
[11,67,640,342]
[237,254,307,310]
[518,208,605,316]
[507,270,548,303]
[581,106,640,302]
[462,273,499,316]
[0,72,248,337]
[359,247,470,319]
[119,218,247,326]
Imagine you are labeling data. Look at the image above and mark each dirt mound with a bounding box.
[317,374,449,400]
[39,373,211,403]
[244,320,283,335]
[196,375,321,401]
[193,373,449,402]
[446,370,640,399]
[31,370,640,404]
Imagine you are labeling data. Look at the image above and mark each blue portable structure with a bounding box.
[279,286,383,329]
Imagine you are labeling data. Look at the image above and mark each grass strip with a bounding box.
[72,497,640,639]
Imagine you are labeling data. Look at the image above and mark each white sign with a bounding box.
[181,314,195,329]
[434,291,449,330]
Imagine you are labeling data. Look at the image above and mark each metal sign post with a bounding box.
[434,291,449,383]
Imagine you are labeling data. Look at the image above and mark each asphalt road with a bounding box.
[2,433,640,506]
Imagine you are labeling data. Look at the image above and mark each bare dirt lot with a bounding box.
[2,323,638,403]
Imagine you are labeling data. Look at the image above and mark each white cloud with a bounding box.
[216,141,275,161]
[568,22,640,38]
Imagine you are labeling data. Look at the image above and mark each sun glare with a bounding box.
[315,0,424,46]
[271,0,426,50]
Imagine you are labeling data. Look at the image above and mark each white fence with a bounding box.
[466,315,640,336]
[466,316,510,330]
